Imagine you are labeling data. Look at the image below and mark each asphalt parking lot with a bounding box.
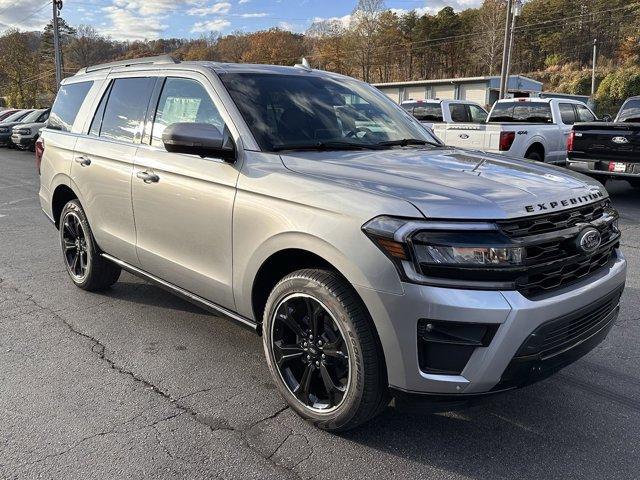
[1,148,639,480]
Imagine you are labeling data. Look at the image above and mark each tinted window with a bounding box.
[99,77,155,143]
[559,103,576,124]
[575,104,596,122]
[151,78,224,147]
[468,105,488,123]
[488,102,553,123]
[449,104,470,122]
[617,99,640,122]
[403,103,442,122]
[48,81,93,132]
[220,72,436,151]
[21,109,46,123]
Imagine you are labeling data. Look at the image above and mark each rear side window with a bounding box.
[575,104,596,122]
[48,81,93,132]
[489,102,553,123]
[468,105,488,123]
[96,77,156,143]
[559,103,576,124]
[151,77,224,147]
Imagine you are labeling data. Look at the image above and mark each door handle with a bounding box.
[136,170,160,183]
[75,156,91,166]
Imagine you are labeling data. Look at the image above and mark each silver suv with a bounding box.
[39,56,627,431]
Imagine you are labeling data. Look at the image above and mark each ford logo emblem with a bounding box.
[459,134,469,139]
[576,227,601,254]
[612,136,629,144]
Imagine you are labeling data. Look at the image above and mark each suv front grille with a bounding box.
[498,200,620,298]
[499,201,608,238]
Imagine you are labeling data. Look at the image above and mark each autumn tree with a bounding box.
[240,29,305,65]
[0,30,41,107]
[348,0,386,82]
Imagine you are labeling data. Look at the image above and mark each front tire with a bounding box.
[59,199,121,291]
[263,269,388,431]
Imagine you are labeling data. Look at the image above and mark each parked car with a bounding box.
[401,99,488,128]
[0,109,19,121]
[432,98,597,163]
[11,108,50,151]
[0,109,34,146]
[566,96,640,186]
[40,56,626,431]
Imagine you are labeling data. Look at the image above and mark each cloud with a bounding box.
[191,18,231,32]
[101,4,169,40]
[237,12,268,18]
[238,0,250,3]
[0,0,49,31]
[187,2,232,16]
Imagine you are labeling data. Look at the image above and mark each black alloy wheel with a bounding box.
[61,210,90,282]
[270,293,351,412]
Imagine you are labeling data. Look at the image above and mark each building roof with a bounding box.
[372,75,543,88]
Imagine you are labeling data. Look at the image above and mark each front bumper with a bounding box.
[0,132,11,146]
[567,158,640,179]
[10,134,34,148]
[355,249,626,395]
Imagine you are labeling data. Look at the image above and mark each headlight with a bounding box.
[411,231,524,266]
[362,216,525,288]
[15,128,31,135]
[0,127,8,133]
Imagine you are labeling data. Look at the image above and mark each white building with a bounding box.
[373,75,543,108]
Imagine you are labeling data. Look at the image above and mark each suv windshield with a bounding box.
[488,102,553,123]
[219,72,439,152]
[21,109,45,124]
[617,99,640,122]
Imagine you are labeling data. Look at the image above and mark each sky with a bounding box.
[0,0,483,41]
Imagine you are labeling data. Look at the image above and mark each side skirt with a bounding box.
[100,253,259,334]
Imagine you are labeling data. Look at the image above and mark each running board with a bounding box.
[100,253,259,334]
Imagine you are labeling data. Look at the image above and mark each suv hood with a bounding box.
[12,121,44,130]
[280,147,607,220]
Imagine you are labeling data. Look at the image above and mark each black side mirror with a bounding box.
[162,122,236,161]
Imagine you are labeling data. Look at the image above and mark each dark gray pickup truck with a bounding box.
[566,97,640,186]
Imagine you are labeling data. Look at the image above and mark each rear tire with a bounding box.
[59,199,121,291]
[524,150,543,162]
[263,269,388,431]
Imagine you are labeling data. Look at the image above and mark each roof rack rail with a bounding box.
[76,55,180,75]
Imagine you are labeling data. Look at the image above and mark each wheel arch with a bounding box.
[51,183,80,228]
[524,141,545,160]
[251,248,347,326]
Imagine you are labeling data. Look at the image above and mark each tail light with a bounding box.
[499,131,516,151]
[567,130,575,152]
[35,136,44,175]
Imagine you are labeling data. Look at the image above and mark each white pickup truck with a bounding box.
[429,98,598,164]
[401,99,488,129]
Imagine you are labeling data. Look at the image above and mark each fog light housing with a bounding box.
[417,320,499,375]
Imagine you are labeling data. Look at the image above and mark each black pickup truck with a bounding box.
[566,96,640,186]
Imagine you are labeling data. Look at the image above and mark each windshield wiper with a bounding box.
[271,140,383,152]
[375,138,441,148]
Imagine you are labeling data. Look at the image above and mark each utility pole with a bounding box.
[498,0,514,100]
[591,39,598,97]
[52,0,63,90]
[505,1,522,87]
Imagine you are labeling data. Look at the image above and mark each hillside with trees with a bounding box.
[1,0,638,114]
